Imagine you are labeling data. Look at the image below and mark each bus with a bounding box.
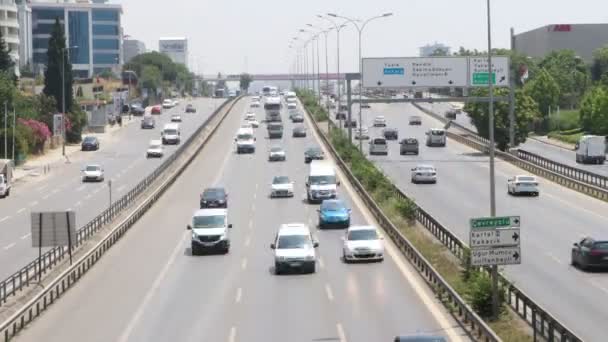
[264,96,282,122]
[262,85,278,97]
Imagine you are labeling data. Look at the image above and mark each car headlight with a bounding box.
[218,199,225,203]
[191,232,198,240]
[276,256,287,261]
[219,233,227,240]
[305,255,315,261]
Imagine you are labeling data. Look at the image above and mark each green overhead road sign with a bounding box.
[470,216,520,229]
[472,72,496,85]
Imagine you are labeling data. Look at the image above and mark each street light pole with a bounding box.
[320,15,349,130]
[61,49,65,157]
[3,101,6,159]
[11,107,15,162]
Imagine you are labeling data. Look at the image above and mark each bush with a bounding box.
[465,270,506,319]
[547,109,580,132]
[18,118,51,153]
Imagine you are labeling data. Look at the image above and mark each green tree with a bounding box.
[591,46,608,86]
[524,68,560,117]
[43,18,73,114]
[140,65,162,90]
[430,48,449,56]
[239,73,253,91]
[539,50,590,108]
[579,86,608,134]
[0,28,14,73]
[465,87,541,150]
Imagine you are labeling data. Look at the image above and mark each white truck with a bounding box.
[0,159,13,198]
[575,135,606,164]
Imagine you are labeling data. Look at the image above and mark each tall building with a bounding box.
[514,24,608,63]
[419,42,451,57]
[123,38,144,62]
[159,37,187,65]
[17,0,31,68]
[0,0,19,66]
[29,0,123,78]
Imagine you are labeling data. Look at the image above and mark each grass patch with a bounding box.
[547,130,583,145]
[548,109,580,132]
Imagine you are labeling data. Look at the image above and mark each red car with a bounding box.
[151,105,162,115]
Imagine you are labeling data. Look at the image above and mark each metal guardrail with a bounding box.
[302,98,501,342]
[0,96,242,341]
[0,97,235,307]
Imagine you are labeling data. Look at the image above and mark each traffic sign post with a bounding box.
[470,227,520,248]
[469,56,510,87]
[471,246,521,266]
[470,215,520,229]
[469,216,521,267]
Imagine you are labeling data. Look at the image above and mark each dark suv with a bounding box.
[200,187,228,208]
[185,104,196,113]
[304,147,324,163]
[382,128,399,140]
[81,136,99,151]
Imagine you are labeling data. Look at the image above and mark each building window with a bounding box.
[72,69,90,79]
[68,11,90,64]
[92,24,118,36]
[92,9,118,22]
[32,8,64,21]
[33,52,47,64]
[33,37,49,49]
[33,22,62,35]
[93,53,119,64]
[93,39,119,50]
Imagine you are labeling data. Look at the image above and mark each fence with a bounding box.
[0,97,236,308]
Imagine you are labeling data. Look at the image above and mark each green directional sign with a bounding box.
[472,72,496,85]
[470,216,520,229]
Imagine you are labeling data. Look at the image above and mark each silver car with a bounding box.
[354,127,369,140]
[411,165,437,184]
[369,137,388,155]
[268,146,286,161]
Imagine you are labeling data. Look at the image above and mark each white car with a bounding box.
[247,118,260,128]
[245,113,256,121]
[507,175,539,196]
[162,99,173,109]
[270,175,294,198]
[251,96,260,102]
[241,122,253,129]
[172,99,179,106]
[373,115,387,127]
[271,223,318,274]
[411,165,437,184]
[81,164,104,182]
[354,127,370,140]
[287,102,297,110]
[171,114,182,122]
[146,139,164,158]
[342,225,384,262]
[268,146,286,161]
[250,101,261,108]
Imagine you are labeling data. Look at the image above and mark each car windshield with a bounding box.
[417,166,435,171]
[84,137,95,143]
[348,229,378,241]
[295,126,305,131]
[321,201,345,211]
[164,129,177,135]
[593,242,608,250]
[306,148,321,155]
[431,130,445,136]
[277,234,311,249]
[309,175,336,185]
[410,116,420,120]
[270,147,283,152]
[518,176,536,182]
[237,133,253,140]
[85,165,100,172]
[192,215,225,228]
[372,139,386,145]
[149,142,161,148]
[273,176,290,184]
[403,139,418,144]
[203,189,225,199]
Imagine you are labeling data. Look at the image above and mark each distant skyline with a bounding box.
[115,0,608,74]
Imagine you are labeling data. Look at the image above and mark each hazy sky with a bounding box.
[116,0,607,75]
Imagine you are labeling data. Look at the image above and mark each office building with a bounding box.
[30,0,123,78]
[0,0,19,66]
[419,42,451,57]
[514,24,608,63]
[159,37,187,65]
[17,0,31,68]
[123,38,144,62]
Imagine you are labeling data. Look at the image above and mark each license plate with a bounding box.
[290,262,302,267]
[603,256,608,260]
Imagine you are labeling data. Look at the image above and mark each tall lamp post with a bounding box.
[61,45,78,157]
[328,13,393,151]
[307,24,325,106]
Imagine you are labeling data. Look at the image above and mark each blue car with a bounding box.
[318,199,351,228]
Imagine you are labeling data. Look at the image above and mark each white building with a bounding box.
[0,0,19,66]
[159,37,187,65]
[17,0,31,68]
[123,38,144,62]
[419,42,451,57]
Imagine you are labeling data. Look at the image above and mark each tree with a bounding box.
[43,18,73,114]
[0,28,14,73]
[140,65,162,90]
[591,46,608,86]
[524,68,560,117]
[464,87,541,150]
[239,73,253,91]
[579,86,608,135]
[539,50,590,108]
[430,48,448,56]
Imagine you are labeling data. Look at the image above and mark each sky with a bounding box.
[115,0,608,75]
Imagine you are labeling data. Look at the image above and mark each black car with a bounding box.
[383,128,399,140]
[360,103,371,108]
[81,136,99,151]
[304,147,324,163]
[200,187,228,208]
[291,114,304,123]
[344,119,357,128]
[293,125,307,137]
[130,103,145,115]
[185,104,196,113]
[445,109,457,119]
[571,237,608,270]
[335,111,346,120]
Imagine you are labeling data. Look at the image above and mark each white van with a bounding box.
[575,135,606,164]
[235,127,256,153]
[426,128,446,147]
[161,123,180,145]
[187,208,232,255]
[306,160,339,203]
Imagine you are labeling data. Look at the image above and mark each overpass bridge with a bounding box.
[200,73,348,82]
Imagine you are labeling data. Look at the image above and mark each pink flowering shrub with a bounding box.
[18,118,51,153]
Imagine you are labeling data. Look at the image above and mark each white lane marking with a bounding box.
[38,184,49,191]
[336,323,347,342]
[21,233,31,240]
[93,188,101,194]
[235,287,242,303]
[244,236,251,247]
[16,208,25,214]
[0,216,10,223]
[255,183,259,191]
[74,201,83,207]
[66,208,73,212]
[251,202,255,213]
[116,234,185,342]
[52,188,59,194]
[589,279,608,295]
[42,194,50,200]
[546,252,564,265]
[76,185,86,192]
[318,257,325,269]
[29,201,38,207]
[117,185,127,193]
[253,192,256,200]
[4,243,15,250]
[325,283,334,301]
[228,326,237,342]
[248,219,253,230]
[241,258,248,270]
[85,193,92,200]
[307,111,466,342]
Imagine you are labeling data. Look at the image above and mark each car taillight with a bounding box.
[590,250,606,256]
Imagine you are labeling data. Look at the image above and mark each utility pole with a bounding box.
[3,101,6,159]
[61,49,66,157]
[11,108,15,162]
[508,27,516,148]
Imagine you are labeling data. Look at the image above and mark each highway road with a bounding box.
[332,100,608,341]
[0,98,223,281]
[14,97,469,342]
[417,101,608,177]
